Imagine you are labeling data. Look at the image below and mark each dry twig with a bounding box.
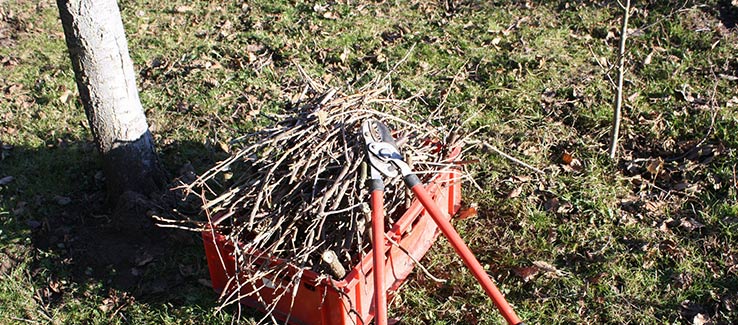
[481,142,545,175]
[158,68,473,321]
[385,234,446,283]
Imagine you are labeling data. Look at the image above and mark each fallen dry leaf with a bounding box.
[658,218,674,232]
[660,239,683,257]
[99,298,115,312]
[513,266,539,282]
[681,300,705,319]
[507,187,523,199]
[561,152,583,172]
[565,158,583,172]
[557,201,574,214]
[48,280,62,293]
[1,55,19,67]
[643,51,653,65]
[541,89,556,104]
[562,152,573,165]
[672,272,693,289]
[247,52,258,63]
[727,96,738,108]
[3,127,17,135]
[246,44,264,53]
[627,92,639,103]
[544,197,559,212]
[596,55,609,66]
[339,47,349,63]
[174,5,193,13]
[322,11,339,20]
[376,52,386,63]
[312,3,328,13]
[59,89,73,103]
[680,218,705,232]
[0,176,14,185]
[533,260,566,277]
[646,157,664,175]
[693,313,709,325]
[457,204,478,220]
[54,195,71,206]
[218,141,230,154]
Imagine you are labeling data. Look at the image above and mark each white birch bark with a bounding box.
[57,0,165,203]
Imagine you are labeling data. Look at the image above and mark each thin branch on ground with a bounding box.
[433,59,469,116]
[587,44,616,88]
[385,234,447,283]
[694,61,720,148]
[481,142,546,175]
[10,318,40,325]
[377,42,416,86]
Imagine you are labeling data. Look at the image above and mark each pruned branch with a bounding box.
[157,67,475,319]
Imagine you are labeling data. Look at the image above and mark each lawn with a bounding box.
[1,0,737,324]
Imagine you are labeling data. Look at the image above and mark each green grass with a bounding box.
[2,0,737,324]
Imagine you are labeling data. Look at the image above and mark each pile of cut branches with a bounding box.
[172,73,473,316]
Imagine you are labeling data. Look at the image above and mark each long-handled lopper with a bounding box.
[361,120,396,325]
[362,119,524,325]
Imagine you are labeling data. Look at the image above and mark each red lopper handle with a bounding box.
[409,181,523,325]
[370,189,388,325]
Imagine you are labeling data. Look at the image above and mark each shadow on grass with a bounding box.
[0,137,245,321]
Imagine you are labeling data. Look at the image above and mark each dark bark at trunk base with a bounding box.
[103,131,167,204]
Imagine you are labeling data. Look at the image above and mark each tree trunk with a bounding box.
[57,0,166,205]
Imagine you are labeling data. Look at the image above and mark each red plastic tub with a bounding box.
[202,155,462,324]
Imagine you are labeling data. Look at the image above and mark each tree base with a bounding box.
[103,131,167,207]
